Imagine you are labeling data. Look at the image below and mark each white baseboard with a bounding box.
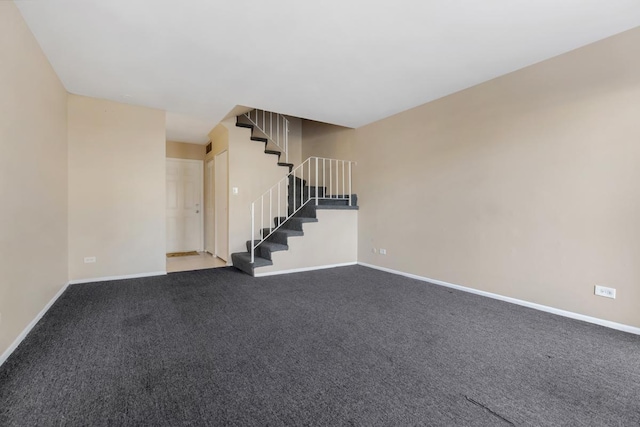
[0,281,70,368]
[254,262,357,277]
[68,271,167,285]
[358,262,640,336]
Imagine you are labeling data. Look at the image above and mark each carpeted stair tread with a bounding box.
[275,216,319,226]
[309,195,359,207]
[251,136,268,143]
[279,162,294,169]
[245,240,288,261]
[262,227,304,238]
[230,252,272,276]
[235,122,253,129]
[264,149,281,157]
[264,228,305,245]
[246,240,288,253]
[315,205,359,210]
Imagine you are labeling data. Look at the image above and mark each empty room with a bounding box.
[1,1,639,425]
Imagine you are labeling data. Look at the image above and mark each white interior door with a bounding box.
[166,158,203,253]
[215,151,229,261]
[205,159,215,254]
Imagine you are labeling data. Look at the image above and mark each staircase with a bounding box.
[236,111,293,172]
[230,111,358,276]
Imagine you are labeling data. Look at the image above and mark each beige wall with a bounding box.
[207,122,229,160]
[68,95,166,281]
[302,120,355,162]
[225,119,292,255]
[166,140,206,160]
[0,2,69,357]
[354,27,640,328]
[285,116,303,167]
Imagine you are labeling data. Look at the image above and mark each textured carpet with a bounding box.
[1,265,639,426]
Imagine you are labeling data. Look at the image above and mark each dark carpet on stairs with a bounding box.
[1,265,639,426]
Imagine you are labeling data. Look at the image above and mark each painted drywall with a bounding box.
[166,140,205,160]
[256,210,358,275]
[285,116,303,168]
[68,95,166,281]
[353,27,640,328]
[207,123,229,159]
[0,2,68,357]
[223,118,292,255]
[301,120,355,162]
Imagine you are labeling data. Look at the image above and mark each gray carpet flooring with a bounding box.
[1,265,639,426]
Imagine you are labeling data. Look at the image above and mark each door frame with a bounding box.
[166,157,204,252]
[214,150,229,261]
[204,158,215,255]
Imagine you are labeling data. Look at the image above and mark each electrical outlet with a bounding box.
[232,187,239,195]
[379,249,387,255]
[84,256,96,264]
[372,248,377,254]
[594,285,616,299]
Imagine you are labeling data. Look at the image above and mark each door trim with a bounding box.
[204,158,215,255]
[214,150,229,261]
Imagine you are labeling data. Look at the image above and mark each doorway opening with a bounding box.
[165,153,228,273]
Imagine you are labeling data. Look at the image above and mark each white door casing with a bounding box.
[205,159,215,254]
[215,151,229,261]
[166,158,203,253]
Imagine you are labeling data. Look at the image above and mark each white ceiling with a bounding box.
[16,1,640,144]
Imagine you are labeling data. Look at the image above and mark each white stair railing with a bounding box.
[250,156,355,263]
[244,109,290,162]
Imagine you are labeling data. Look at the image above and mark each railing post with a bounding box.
[309,159,312,203]
[323,158,326,200]
[329,160,332,199]
[315,157,319,205]
[342,160,345,199]
[251,203,255,263]
[349,162,352,206]
[285,118,289,163]
[269,188,272,236]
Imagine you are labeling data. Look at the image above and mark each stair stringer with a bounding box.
[253,209,358,276]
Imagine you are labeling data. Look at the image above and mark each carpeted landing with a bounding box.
[1,266,639,426]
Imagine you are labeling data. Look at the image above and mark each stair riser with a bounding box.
[282,219,304,232]
[292,204,317,218]
[266,233,288,245]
